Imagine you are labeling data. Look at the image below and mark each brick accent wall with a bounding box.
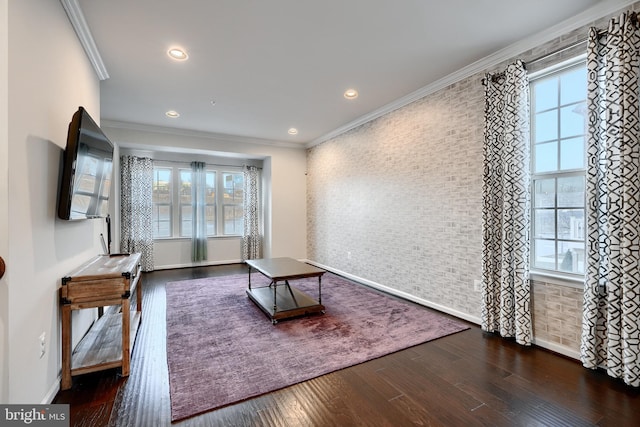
[306,2,640,358]
[307,77,485,319]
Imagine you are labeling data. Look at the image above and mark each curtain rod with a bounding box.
[528,12,640,67]
[525,25,615,67]
[482,14,640,86]
[140,158,262,169]
[526,37,588,67]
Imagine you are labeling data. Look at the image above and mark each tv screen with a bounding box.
[58,107,114,220]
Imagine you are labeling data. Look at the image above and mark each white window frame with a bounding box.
[529,56,587,287]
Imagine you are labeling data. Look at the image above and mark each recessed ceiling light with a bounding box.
[288,128,298,135]
[167,48,188,61]
[344,88,358,99]
[166,110,180,118]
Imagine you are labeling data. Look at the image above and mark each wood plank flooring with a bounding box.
[53,264,640,426]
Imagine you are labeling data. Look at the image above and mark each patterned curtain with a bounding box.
[191,161,208,262]
[242,165,262,260]
[120,155,154,271]
[581,12,640,387]
[481,60,532,346]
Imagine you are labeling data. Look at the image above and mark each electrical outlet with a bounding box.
[39,332,46,358]
[473,280,482,292]
[347,251,352,260]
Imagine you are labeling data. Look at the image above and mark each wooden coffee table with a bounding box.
[246,257,326,324]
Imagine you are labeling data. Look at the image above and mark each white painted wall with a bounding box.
[0,0,9,405]
[5,0,105,403]
[103,125,308,267]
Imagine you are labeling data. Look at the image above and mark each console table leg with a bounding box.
[136,275,143,314]
[61,305,72,390]
[121,298,131,377]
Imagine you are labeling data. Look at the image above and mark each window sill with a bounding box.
[530,270,585,289]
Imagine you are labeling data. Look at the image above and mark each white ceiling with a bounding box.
[76,0,618,146]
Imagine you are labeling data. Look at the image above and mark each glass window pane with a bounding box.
[181,205,192,237]
[558,209,585,240]
[560,137,585,170]
[153,168,172,203]
[534,179,555,208]
[560,103,587,138]
[223,173,244,203]
[558,241,585,274]
[223,205,243,235]
[535,110,558,143]
[557,176,585,208]
[534,209,555,238]
[534,239,556,271]
[180,170,192,204]
[153,205,171,238]
[206,205,216,236]
[534,142,558,173]
[206,172,216,204]
[560,67,587,105]
[534,77,558,112]
[235,174,244,201]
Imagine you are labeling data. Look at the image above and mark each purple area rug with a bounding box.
[165,272,469,421]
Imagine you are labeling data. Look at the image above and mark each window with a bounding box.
[530,61,587,276]
[152,163,244,239]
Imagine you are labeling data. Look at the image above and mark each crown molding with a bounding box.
[60,0,109,80]
[306,0,638,149]
[101,119,306,150]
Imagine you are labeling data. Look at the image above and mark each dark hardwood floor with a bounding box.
[53,264,640,426]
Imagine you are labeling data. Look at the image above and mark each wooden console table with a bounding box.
[246,257,325,324]
[60,253,142,390]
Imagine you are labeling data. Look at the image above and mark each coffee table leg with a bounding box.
[273,280,277,312]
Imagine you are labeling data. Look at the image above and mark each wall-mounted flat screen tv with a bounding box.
[58,106,114,220]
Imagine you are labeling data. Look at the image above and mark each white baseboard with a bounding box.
[304,259,581,362]
[532,338,581,361]
[303,259,482,325]
[153,259,243,271]
[42,375,61,404]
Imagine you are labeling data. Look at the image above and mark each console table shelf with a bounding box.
[60,253,142,390]
[70,310,142,376]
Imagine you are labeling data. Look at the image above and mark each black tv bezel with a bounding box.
[57,106,114,221]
